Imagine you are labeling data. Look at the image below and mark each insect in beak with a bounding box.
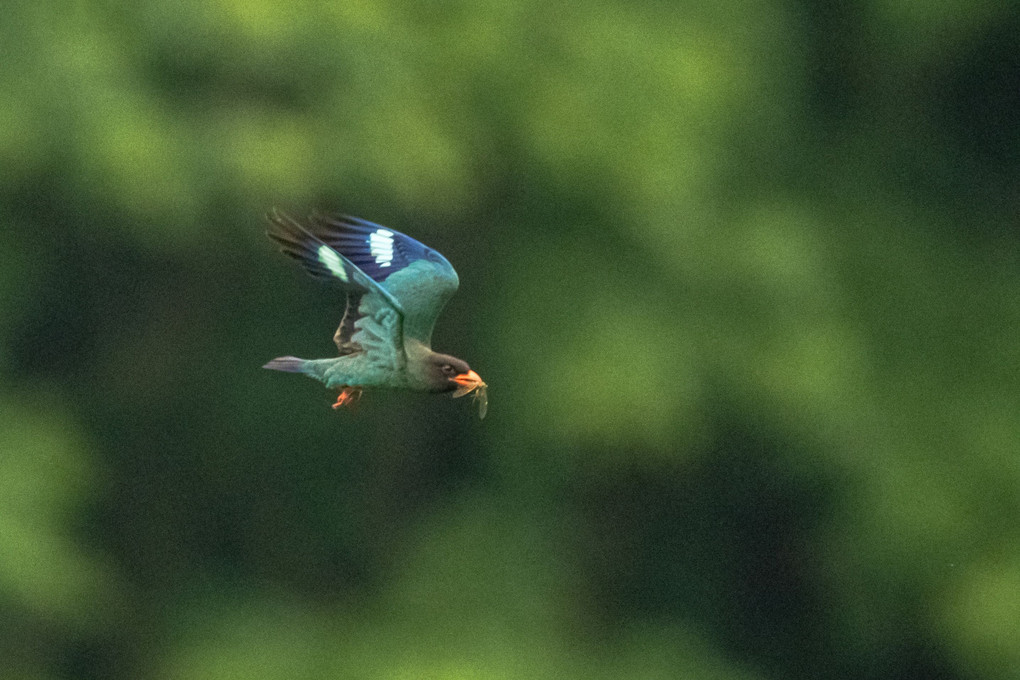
[451,370,488,419]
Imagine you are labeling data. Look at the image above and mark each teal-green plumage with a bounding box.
[263,211,487,417]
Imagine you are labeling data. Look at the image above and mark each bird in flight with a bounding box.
[263,210,487,418]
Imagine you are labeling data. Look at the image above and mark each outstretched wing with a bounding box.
[306,214,460,347]
[267,211,405,370]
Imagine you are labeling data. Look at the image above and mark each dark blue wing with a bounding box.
[266,210,404,312]
[267,210,408,366]
[307,214,461,346]
[308,213,444,284]
[271,211,460,347]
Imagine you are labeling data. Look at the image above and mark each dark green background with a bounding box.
[3,1,1019,678]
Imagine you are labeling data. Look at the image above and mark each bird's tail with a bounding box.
[262,356,308,373]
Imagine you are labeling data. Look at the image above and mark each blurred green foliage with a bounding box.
[2,0,1019,678]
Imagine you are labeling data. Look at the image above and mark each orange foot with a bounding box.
[332,386,363,410]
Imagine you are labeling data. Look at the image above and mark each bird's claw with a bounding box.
[332,386,363,409]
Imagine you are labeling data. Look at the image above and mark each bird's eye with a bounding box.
[441,364,455,375]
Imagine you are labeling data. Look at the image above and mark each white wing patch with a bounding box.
[317,245,349,282]
[369,229,394,268]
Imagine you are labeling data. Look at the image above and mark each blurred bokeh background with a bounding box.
[3,0,1019,678]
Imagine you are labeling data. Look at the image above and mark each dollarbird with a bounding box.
[263,210,487,418]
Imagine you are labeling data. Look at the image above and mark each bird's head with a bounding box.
[426,353,488,419]
[426,353,483,394]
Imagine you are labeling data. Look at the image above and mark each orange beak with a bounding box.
[451,370,484,397]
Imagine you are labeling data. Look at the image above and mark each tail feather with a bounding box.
[263,356,307,373]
